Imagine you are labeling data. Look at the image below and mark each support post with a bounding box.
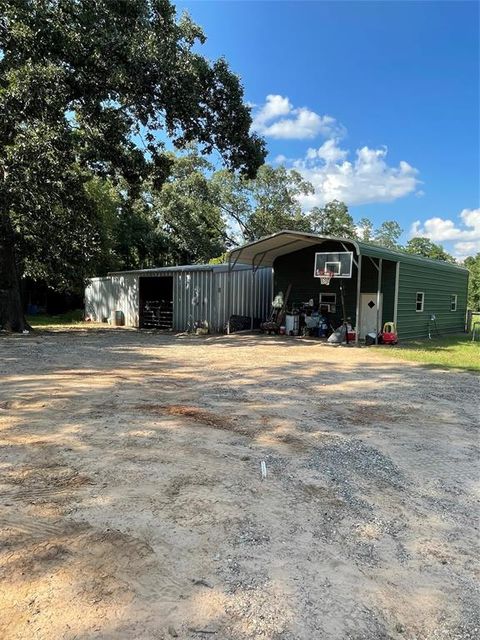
[355,254,362,345]
[226,256,232,335]
[393,261,400,327]
[375,258,383,344]
[250,265,256,331]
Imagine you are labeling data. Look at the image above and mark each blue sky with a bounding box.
[176,0,479,258]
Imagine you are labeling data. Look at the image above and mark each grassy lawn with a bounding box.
[386,334,479,372]
[26,309,90,329]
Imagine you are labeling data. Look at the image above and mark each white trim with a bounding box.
[416,291,425,313]
[355,255,362,345]
[325,261,342,275]
[450,294,457,312]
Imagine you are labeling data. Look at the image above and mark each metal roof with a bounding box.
[106,263,256,277]
[228,230,467,272]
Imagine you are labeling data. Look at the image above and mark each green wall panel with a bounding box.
[272,242,468,339]
[397,262,468,339]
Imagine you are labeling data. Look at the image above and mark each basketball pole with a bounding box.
[340,281,349,344]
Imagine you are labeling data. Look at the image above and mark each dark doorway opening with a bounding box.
[139,276,173,329]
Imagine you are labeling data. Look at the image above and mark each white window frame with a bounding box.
[416,291,424,313]
[450,294,457,312]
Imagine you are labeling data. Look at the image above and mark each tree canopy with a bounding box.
[464,253,480,311]
[212,165,313,243]
[404,237,455,263]
[0,0,265,330]
[308,200,357,238]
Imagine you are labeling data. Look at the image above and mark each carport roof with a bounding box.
[228,230,467,272]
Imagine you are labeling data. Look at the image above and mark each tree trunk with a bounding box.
[0,212,27,332]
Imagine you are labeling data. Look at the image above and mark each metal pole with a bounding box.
[375,258,383,344]
[250,265,256,331]
[226,256,232,335]
[355,254,362,345]
[393,261,400,328]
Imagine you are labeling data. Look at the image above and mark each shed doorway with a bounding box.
[359,293,383,338]
[139,276,173,329]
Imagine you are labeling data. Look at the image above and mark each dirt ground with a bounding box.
[0,329,478,640]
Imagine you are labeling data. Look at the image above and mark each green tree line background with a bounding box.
[1,0,478,330]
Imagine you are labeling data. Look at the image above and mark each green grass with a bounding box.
[26,309,86,327]
[385,334,480,372]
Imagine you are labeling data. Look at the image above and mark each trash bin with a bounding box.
[114,310,125,326]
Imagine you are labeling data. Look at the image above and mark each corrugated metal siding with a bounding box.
[85,267,272,332]
[173,269,214,331]
[397,262,468,339]
[215,267,272,331]
[85,277,116,322]
[173,267,272,332]
[85,275,139,326]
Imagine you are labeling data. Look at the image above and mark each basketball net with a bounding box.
[320,271,334,286]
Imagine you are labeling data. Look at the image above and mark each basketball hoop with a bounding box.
[320,271,334,286]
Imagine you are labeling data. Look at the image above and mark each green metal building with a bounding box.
[228,231,469,341]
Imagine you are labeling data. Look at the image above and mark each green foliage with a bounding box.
[404,237,455,263]
[308,200,357,238]
[357,218,374,242]
[373,220,403,249]
[153,151,226,264]
[208,253,229,265]
[212,165,313,243]
[0,0,265,327]
[464,253,480,310]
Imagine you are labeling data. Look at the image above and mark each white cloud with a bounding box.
[289,140,420,207]
[306,139,348,164]
[410,208,480,241]
[410,208,480,260]
[454,240,480,256]
[253,93,420,206]
[252,94,345,140]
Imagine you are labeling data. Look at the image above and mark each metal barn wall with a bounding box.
[85,274,139,326]
[214,267,272,332]
[173,270,215,331]
[397,261,469,339]
[173,267,272,332]
[86,266,272,332]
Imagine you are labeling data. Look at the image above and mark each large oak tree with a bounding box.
[0,0,265,330]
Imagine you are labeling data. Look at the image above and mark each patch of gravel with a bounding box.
[227,517,271,547]
[306,437,407,498]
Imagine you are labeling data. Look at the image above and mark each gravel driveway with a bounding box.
[0,329,478,639]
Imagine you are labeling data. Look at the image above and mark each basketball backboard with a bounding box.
[314,251,353,278]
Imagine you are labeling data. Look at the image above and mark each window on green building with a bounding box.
[416,292,424,312]
[450,294,457,311]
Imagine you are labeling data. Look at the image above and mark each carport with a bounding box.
[227,231,401,343]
